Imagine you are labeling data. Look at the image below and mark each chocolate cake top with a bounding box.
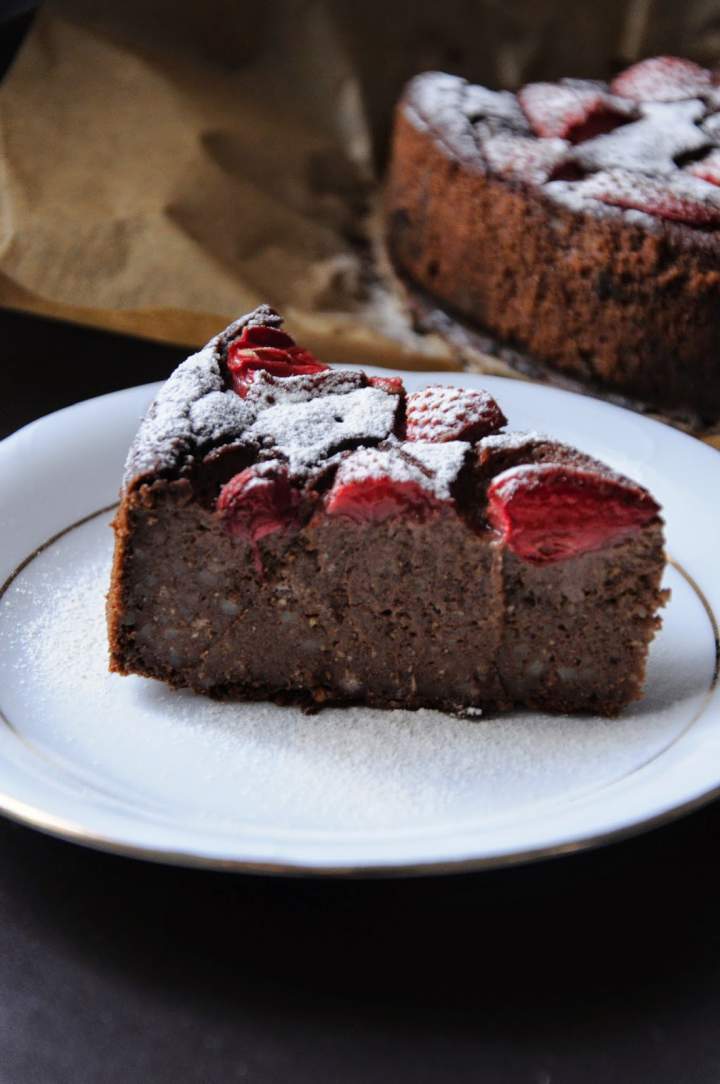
[401,57,720,234]
[122,308,260,487]
[122,306,490,497]
[123,306,661,566]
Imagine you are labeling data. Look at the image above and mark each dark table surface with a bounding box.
[3,306,720,1084]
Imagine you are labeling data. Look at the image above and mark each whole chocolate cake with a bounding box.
[386,57,720,423]
[108,306,667,716]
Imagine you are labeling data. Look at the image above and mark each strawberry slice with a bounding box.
[236,324,296,350]
[326,477,440,524]
[406,386,506,443]
[217,464,302,565]
[482,133,572,184]
[518,82,636,142]
[227,324,328,397]
[580,168,720,225]
[325,446,452,523]
[487,464,659,564]
[610,56,712,102]
[685,147,720,186]
[368,375,405,395]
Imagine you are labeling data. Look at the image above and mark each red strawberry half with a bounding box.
[235,324,296,350]
[685,147,720,186]
[482,133,572,184]
[217,464,303,572]
[326,477,440,524]
[610,56,712,102]
[518,82,636,142]
[580,168,720,226]
[406,386,506,443]
[368,375,405,395]
[487,463,659,564]
[227,324,328,397]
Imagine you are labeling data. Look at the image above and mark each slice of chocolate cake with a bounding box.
[386,57,720,423]
[107,306,667,716]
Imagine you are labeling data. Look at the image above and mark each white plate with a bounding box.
[0,370,718,875]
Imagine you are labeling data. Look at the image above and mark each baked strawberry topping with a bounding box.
[610,56,712,103]
[487,464,659,564]
[469,57,720,227]
[368,375,405,395]
[518,82,636,142]
[217,464,302,550]
[227,324,328,397]
[406,386,506,443]
[685,147,720,186]
[580,169,720,226]
[482,134,572,184]
[234,324,296,350]
[326,477,441,523]
[325,444,464,523]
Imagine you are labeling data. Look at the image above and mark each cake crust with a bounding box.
[386,66,720,422]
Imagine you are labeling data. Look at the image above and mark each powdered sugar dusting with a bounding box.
[403,442,470,497]
[685,146,720,185]
[334,447,412,485]
[415,62,720,229]
[408,71,464,119]
[0,510,707,845]
[246,368,366,409]
[568,99,709,176]
[236,459,284,493]
[489,462,559,499]
[189,390,253,445]
[122,304,409,490]
[406,384,505,442]
[518,80,637,140]
[334,442,468,501]
[579,167,720,225]
[464,84,529,132]
[489,459,646,500]
[703,112,720,141]
[123,345,223,486]
[248,387,399,477]
[610,56,713,103]
[479,430,547,452]
[405,71,479,160]
[482,134,569,184]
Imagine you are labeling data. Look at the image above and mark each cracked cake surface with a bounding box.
[108,306,667,716]
[386,56,720,423]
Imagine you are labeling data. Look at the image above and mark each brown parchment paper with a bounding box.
[2,0,720,444]
[0,0,459,370]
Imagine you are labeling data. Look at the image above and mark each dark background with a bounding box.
[4,8,720,1083]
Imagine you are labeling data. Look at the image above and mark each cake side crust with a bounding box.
[108,479,509,713]
[386,77,720,419]
[109,475,666,717]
